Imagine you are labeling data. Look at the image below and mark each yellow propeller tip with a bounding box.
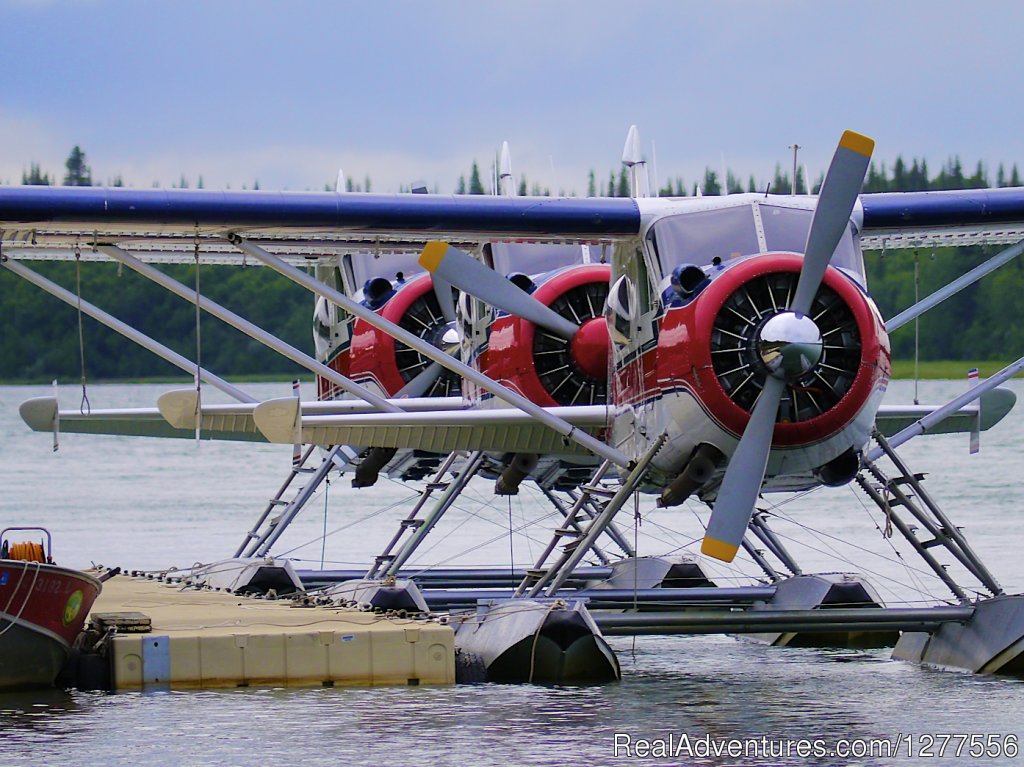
[701,537,739,563]
[839,130,875,158]
[419,241,448,272]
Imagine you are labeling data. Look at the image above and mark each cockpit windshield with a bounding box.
[489,242,604,278]
[759,203,863,278]
[648,201,865,284]
[349,252,425,289]
[650,206,761,268]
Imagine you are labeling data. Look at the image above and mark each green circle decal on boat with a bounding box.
[63,590,84,626]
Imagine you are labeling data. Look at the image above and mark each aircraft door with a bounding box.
[608,237,659,456]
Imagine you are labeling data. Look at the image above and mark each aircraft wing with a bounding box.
[19,396,268,442]
[20,390,609,456]
[0,186,641,265]
[253,399,610,456]
[6,184,1024,258]
[860,187,1024,250]
[18,392,469,443]
[6,184,1024,262]
[875,388,1016,436]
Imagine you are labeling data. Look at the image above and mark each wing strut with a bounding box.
[865,355,1023,460]
[886,238,1024,332]
[98,244,401,415]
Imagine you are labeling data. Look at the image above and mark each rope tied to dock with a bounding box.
[74,241,91,416]
[193,234,202,444]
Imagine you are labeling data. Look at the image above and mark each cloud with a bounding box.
[4,4,1024,195]
[0,110,69,184]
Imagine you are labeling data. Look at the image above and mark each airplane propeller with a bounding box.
[398,360,446,398]
[419,241,579,340]
[431,274,457,324]
[701,130,874,563]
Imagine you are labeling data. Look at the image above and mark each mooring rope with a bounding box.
[507,496,515,583]
[320,476,330,570]
[74,243,90,415]
[913,250,921,405]
[632,491,640,659]
[193,235,202,443]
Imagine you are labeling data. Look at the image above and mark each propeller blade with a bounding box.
[431,275,457,324]
[419,242,578,340]
[790,130,874,316]
[396,361,443,398]
[701,375,786,562]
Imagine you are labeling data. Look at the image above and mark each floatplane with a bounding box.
[4,129,1024,684]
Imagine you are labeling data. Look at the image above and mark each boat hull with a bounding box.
[0,561,102,690]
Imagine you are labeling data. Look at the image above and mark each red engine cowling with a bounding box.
[480,264,612,407]
[658,253,890,447]
[317,273,459,400]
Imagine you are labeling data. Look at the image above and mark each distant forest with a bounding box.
[1,147,1023,381]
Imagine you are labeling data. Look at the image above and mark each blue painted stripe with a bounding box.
[0,187,641,237]
[861,188,1024,230]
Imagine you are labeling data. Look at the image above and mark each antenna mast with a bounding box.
[789,143,801,195]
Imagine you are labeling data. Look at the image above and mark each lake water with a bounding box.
[1,380,1023,766]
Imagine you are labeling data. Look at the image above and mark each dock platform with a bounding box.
[87,573,455,690]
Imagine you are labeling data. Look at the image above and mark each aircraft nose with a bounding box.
[757,311,823,379]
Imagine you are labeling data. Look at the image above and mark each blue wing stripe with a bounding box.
[0,186,641,237]
[861,188,1024,230]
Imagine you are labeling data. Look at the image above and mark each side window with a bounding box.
[634,247,653,313]
[606,274,636,345]
[339,255,357,296]
[313,296,333,359]
[645,229,662,275]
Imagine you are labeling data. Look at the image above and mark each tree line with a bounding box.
[19,145,1023,198]
[2,147,1023,381]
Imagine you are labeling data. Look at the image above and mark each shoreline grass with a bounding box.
[888,360,1022,379]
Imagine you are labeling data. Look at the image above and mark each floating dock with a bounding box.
[85,573,455,690]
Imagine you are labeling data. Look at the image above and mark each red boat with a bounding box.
[0,528,102,690]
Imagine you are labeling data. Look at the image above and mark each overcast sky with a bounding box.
[3,1,1022,194]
